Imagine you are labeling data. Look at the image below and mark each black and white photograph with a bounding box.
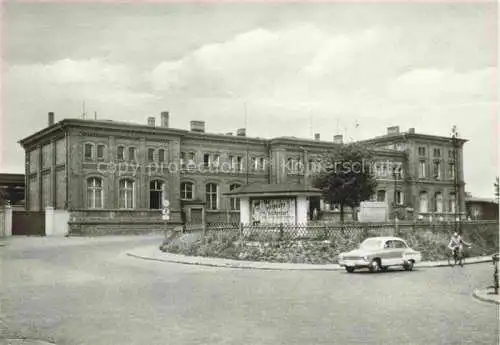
[0,1,498,344]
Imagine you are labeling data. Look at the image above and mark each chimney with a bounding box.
[147,116,156,126]
[314,133,320,141]
[333,134,343,144]
[237,128,246,137]
[408,128,415,134]
[48,112,54,126]
[190,120,205,133]
[160,111,169,128]
[387,126,400,135]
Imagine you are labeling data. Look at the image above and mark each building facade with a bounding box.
[18,112,467,227]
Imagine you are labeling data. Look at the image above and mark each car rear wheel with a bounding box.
[368,259,380,273]
[403,260,414,271]
[381,266,389,272]
[345,267,355,273]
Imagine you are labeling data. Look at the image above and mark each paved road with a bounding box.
[1,236,498,345]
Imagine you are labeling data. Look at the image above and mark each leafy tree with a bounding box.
[312,143,378,223]
[0,188,8,207]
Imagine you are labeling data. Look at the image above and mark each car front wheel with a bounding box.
[345,267,355,273]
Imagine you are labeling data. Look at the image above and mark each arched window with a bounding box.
[435,192,443,213]
[180,182,194,200]
[419,192,428,213]
[149,180,164,209]
[87,177,103,209]
[229,183,241,210]
[205,183,218,210]
[119,179,135,209]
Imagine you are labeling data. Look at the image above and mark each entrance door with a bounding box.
[189,208,203,224]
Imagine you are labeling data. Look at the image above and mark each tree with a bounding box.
[0,187,8,207]
[495,176,499,202]
[312,143,378,223]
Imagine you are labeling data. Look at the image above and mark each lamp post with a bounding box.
[451,126,460,233]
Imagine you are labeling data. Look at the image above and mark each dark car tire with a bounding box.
[345,267,355,273]
[369,259,380,273]
[381,266,389,272]
[403,260,414,271]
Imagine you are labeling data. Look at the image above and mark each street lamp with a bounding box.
[451,126,460,233]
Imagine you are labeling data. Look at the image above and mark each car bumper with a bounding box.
[338,259,371,268]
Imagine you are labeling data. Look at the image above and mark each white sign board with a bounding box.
[162,199,170,220]
[251,198,296,224]
[358,201,387,222]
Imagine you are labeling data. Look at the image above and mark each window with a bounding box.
[117,146,125,161]
[147,148,155,162]
[260,158,265,171]
[251,157,257,171]
[228,155,234,170]
[393,240,408,249]
[86,177,103,209]
[229,183,241,210]
[448,163,455,179]
[84,144,93,161]
[419,192,428,213]
[448,150,454,159]
[180,182,194,200]
[433,148,441,157]
[395,191,404,205]
[97,145,105,160]
[433,161,441,179]
[236,157,243,172]
[419,161,426,178]
[205,183,218,210]
[128,147,136,161]
[418,147,426,156]
[158,149,165,163]
[203,153,210,168]
[435,192,443,213]
[119,179,134,209]
[448,193,456,213]
[212,154,220,168]
[377,190,386,202]
[149,180,163,209]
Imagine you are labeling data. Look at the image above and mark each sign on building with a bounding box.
[162,199,170,221]
[358,201,387,222]
[250,198,296,224]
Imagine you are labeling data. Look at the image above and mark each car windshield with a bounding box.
[360,239,382,249]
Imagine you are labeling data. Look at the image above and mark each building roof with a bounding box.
[465,196,499,204]
[224,182,322,197]
[0,173,25,186]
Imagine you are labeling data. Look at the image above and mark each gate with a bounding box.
[12,211,45,236]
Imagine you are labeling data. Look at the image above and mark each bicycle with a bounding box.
[447,246,468,267]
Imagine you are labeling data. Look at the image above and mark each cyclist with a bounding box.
[447,232,471,261]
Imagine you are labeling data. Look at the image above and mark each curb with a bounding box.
[126,247,494,271]
[472,289,500,305]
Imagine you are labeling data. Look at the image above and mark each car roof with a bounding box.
[363,236,406,242]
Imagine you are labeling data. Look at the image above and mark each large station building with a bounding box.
[18,111,467,231]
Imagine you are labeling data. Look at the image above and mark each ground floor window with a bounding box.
[229,183,241,210]
[87,177,103,209]
[206,183,218,210]
[119,179,134,209]
[149,180,164,209]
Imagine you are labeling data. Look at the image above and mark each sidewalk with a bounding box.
[473,288,500,305]
[126,245,495,271]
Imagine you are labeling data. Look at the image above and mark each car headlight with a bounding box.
[363,255,369,261]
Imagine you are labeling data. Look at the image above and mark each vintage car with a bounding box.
[338,236,422,273]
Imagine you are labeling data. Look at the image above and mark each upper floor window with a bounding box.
[212,154,220,168]
[147,148,155,162]
[418,147,426,156]
[181,182,194,200]
[448,150,455,159]
[205,183,218,210]
[119,179,135,209]
[236,157,243,172]
[158,149,165,163]
[395,191,404,205]
[259,158,265,171]
[84,143,93,161]
[251,157,257,171]
[87,177,103,209]
[448,193,456,213]
[229,183,241,210]
[419,192,428,213]
[433,148,441,157]
[97,145,105,160]
[419,161,426,178]
[434,192,443,213]
[181,152,195,168]
[128,147,136,161]
[448,163,455,179]
[433,161,441,180]
[117,146,125,161]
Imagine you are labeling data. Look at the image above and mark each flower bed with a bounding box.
[160,223,499,264]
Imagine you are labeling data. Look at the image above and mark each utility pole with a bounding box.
[245,102,249,184]
[452,126,460,233]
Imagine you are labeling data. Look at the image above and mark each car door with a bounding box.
[392,240,407,264]
[381,240,397,264]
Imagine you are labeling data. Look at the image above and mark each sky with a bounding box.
[1,1,498,197]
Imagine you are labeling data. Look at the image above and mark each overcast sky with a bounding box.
[1,1,498,197]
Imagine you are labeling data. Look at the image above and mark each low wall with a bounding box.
[0,206,12,237]
[45,208,70,236]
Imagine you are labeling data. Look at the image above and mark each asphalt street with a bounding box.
[1,236,498,345]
